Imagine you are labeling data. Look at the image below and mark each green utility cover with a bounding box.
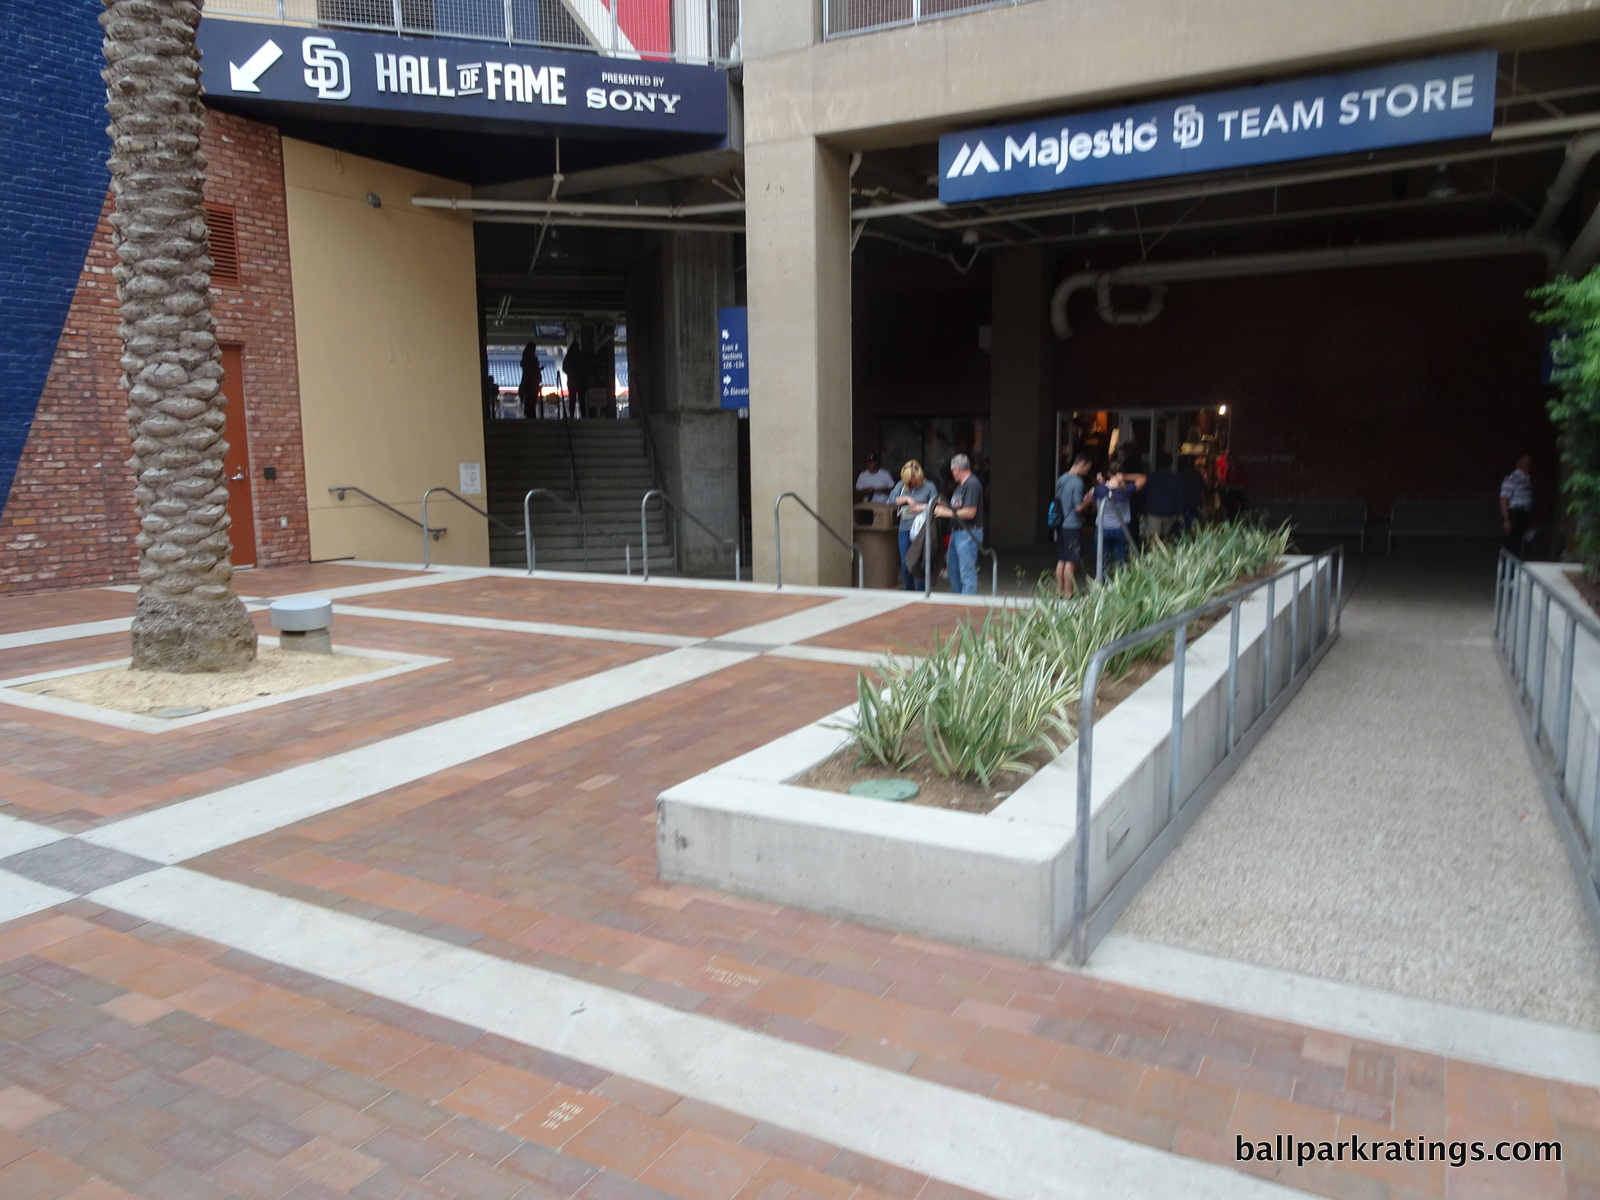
[848,778,920,802]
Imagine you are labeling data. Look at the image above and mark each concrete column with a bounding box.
[745,136,853,585]
[627,232,739,573]
[988,247,1056,549]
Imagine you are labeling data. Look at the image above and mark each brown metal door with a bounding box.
[219,344,257,568]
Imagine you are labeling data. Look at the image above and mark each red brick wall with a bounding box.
[0,109,309,595]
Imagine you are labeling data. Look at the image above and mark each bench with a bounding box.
[1387,499,1504,551]
[1252,498,1369,551]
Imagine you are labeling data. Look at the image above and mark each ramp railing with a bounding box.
[421,487,520,568]
[640,490,741,582]
[1069,545,1344,964]
[774,493,864,589]
[1494,553,1600,946]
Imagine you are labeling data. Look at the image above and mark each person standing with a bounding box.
[1176,455,1206,531]
[888,460,940,591]
[935,454,985,595]
[1053,454,1096,598]
[854,453,895,503]
[1500,453,1535,558]
[1144,453,1182,542]
[1093,466,1146,575]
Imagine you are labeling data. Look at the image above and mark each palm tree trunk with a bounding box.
[102,0,257,672]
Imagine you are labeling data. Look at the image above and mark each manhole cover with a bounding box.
[151,705,209,719]
[848,778,919,802]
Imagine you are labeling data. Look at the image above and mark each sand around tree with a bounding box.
[15,648,396,717]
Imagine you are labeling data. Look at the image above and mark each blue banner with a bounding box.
[939,50,1496,204]
[719,307,749,411]
[197,18,729,139]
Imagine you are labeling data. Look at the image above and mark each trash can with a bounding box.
[853,503,900,590]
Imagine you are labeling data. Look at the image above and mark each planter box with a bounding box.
[658,557,1331,961]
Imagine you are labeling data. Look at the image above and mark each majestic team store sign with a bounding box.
[938,50,1497,204]
[196,18,729,139]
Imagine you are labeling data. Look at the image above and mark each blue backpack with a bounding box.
[1046,498,1063,529]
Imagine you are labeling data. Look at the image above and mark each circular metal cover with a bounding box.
[847,778,920,802]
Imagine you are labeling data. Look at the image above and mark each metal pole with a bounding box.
[1334,546,1344,636]
[1289,564,1301,678]
[524,491,534,573]
[641,492,655,582]
[1072,658,1102,966]
[709,0,719,62]
[923,513,933,597]
[991,551,999,597]
[503,0,513,42]
[1226,598,1241,751]
[1520,572,1534,695]
[1169,623,1187,823]
[1264,577,1276,706]
[1534,592,1552,736]
[391,0,403,32]
[1558,611,1577,782]
[626,544,631,576]
[422,489,433,568]
[734,547,742,584]
[1096,496,1107,582]
[773,497,784,589]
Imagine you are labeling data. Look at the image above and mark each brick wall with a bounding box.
[0,109,310,595]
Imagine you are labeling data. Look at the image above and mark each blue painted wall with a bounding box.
[0,0,110,518]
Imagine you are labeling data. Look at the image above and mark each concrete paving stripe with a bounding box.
[0,815,68,859]
[78,645,756,865]
[92,868,1296,1200]
[765,644,899,669]
[237,571,480,604]
[0,618,134,652]
[331,604,702,648]
[0,869,74,923]
[1082,934,1600,1090]
[721,594,915,646]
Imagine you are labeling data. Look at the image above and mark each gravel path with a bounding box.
[1118,546,1600,1031]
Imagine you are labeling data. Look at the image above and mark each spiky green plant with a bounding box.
[845,522,1290,786]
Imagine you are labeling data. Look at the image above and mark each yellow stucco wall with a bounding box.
[282,139,488,567]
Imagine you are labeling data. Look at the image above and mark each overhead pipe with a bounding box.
[412,196,745,218]
[1051,234,1560,338]
[1531,131,1600,238]
[472,214,743,234]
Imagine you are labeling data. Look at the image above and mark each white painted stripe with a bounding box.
[0,814,68,858]
[79,646,754,864]
[0,618,133,652]
[92,868,1294,1200]
[765,645,895,669]
[332,605,700,648]
[1081,935,1600,1090]
[239,570,479,604]
[721,595,913,646]
[0,869,74,923]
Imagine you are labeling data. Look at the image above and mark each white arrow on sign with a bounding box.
[229,40,283,92]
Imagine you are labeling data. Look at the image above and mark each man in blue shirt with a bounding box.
[935,454,984,595]
[1053,454,1096,598]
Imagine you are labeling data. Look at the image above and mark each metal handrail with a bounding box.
[774,493,865,589]
[916,513,1000,597]
[523,488,590,574]
[560,415,585,527]
[1494,552,1600,946]
[1069,545,1344,965]
[640,490,741,583]
[328,486,435,535]
[421,487,520,568]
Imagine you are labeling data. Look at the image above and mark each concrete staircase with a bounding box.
[484,418,673,573]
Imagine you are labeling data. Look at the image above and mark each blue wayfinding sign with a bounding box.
[197,18,729,139]
[939,50,1497,205]
[719,307,749,411]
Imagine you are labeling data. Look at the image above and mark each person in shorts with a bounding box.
[1053,454,1096,597]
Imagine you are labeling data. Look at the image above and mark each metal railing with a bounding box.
[1494,552,1600,945]
[1069,546,1344,964]
[523,488,589,572]
[774,493,865,589]
[328,485,438,535]
[210,0,742,66]
[825,0,1037,40]
[640,490,741,582]
[421,486,520,567]
[916,517,999,596]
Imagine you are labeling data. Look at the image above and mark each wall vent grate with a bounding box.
[204,203,241,287]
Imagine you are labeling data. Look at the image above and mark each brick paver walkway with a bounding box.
[0,564,1592,1200]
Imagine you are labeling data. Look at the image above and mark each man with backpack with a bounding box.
[1051,454,1097,598]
